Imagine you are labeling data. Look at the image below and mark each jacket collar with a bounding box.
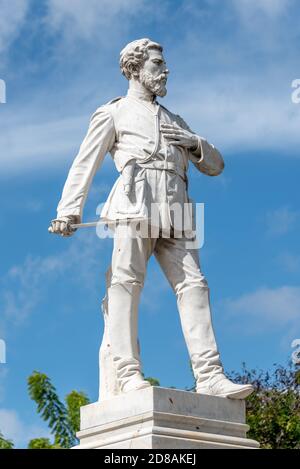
[126,89,160,115]
[127,87,157,104]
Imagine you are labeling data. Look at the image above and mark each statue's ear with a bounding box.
[128,63,140,80]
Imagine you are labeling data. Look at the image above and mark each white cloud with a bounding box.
[2,71,300,176]
[0,408,50,448]
[0,230,106,326]
[0,409,23,444]
[232,0,292,20]
[224,285,300,325]
[1,0,299,176]
[0,0,29,54]
[265,206,299,236]
[168,73,300,155]
[162,1,300,155]
[46,0,145,40]
[0,114,88,173]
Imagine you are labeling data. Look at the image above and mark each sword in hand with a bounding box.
[48,216,149,237]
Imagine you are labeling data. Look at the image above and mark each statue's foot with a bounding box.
[196,374,254,399]
[121,374,151,394]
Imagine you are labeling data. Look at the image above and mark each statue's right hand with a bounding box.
[48,215,80,237]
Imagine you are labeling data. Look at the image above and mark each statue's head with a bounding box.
[120,38,169,97]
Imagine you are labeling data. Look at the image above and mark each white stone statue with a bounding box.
[50,38,253,401]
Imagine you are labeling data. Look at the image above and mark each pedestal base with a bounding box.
[75,387,259,449]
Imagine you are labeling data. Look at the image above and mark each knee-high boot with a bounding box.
[99,288,119,401]
[106,282,151,393]
[177,286,253,399]
[177,286,223,386]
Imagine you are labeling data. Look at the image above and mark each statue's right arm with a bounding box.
[50,106,116,236]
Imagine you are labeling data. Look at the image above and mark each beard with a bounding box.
[140,70,167,97]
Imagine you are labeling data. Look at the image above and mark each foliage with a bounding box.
[27,438,58,449]
[28,371,90,449]
[0,431,14,449]
[144,376,160,386]
[229,362,300,449]
[65,390,90,436]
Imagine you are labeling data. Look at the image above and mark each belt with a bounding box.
[136,160,187,183]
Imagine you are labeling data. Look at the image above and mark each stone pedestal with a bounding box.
[74,386,259,449]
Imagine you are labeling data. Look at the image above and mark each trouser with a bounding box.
[99,225,223,400]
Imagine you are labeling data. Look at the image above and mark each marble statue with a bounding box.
[50,39,254,401]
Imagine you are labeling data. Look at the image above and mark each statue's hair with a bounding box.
[120,38,163,80]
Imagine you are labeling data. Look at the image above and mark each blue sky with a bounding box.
[0,0,300,448]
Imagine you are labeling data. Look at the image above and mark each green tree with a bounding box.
[0,431,14,449]
[144,376,160,386]
[27,371,90,449]
[229,362,300,449]
[65,390,91,436]
[27,438,58,449]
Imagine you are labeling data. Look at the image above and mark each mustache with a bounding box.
[142,71,168,84]
[154,73,168,84]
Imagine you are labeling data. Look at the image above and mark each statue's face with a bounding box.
[139,48,169,97]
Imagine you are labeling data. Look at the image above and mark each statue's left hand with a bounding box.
[160,122,198,151]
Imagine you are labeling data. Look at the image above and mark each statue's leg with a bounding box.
[103,225,156,394]
[99,266,120,401]
[154,236,253,399]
